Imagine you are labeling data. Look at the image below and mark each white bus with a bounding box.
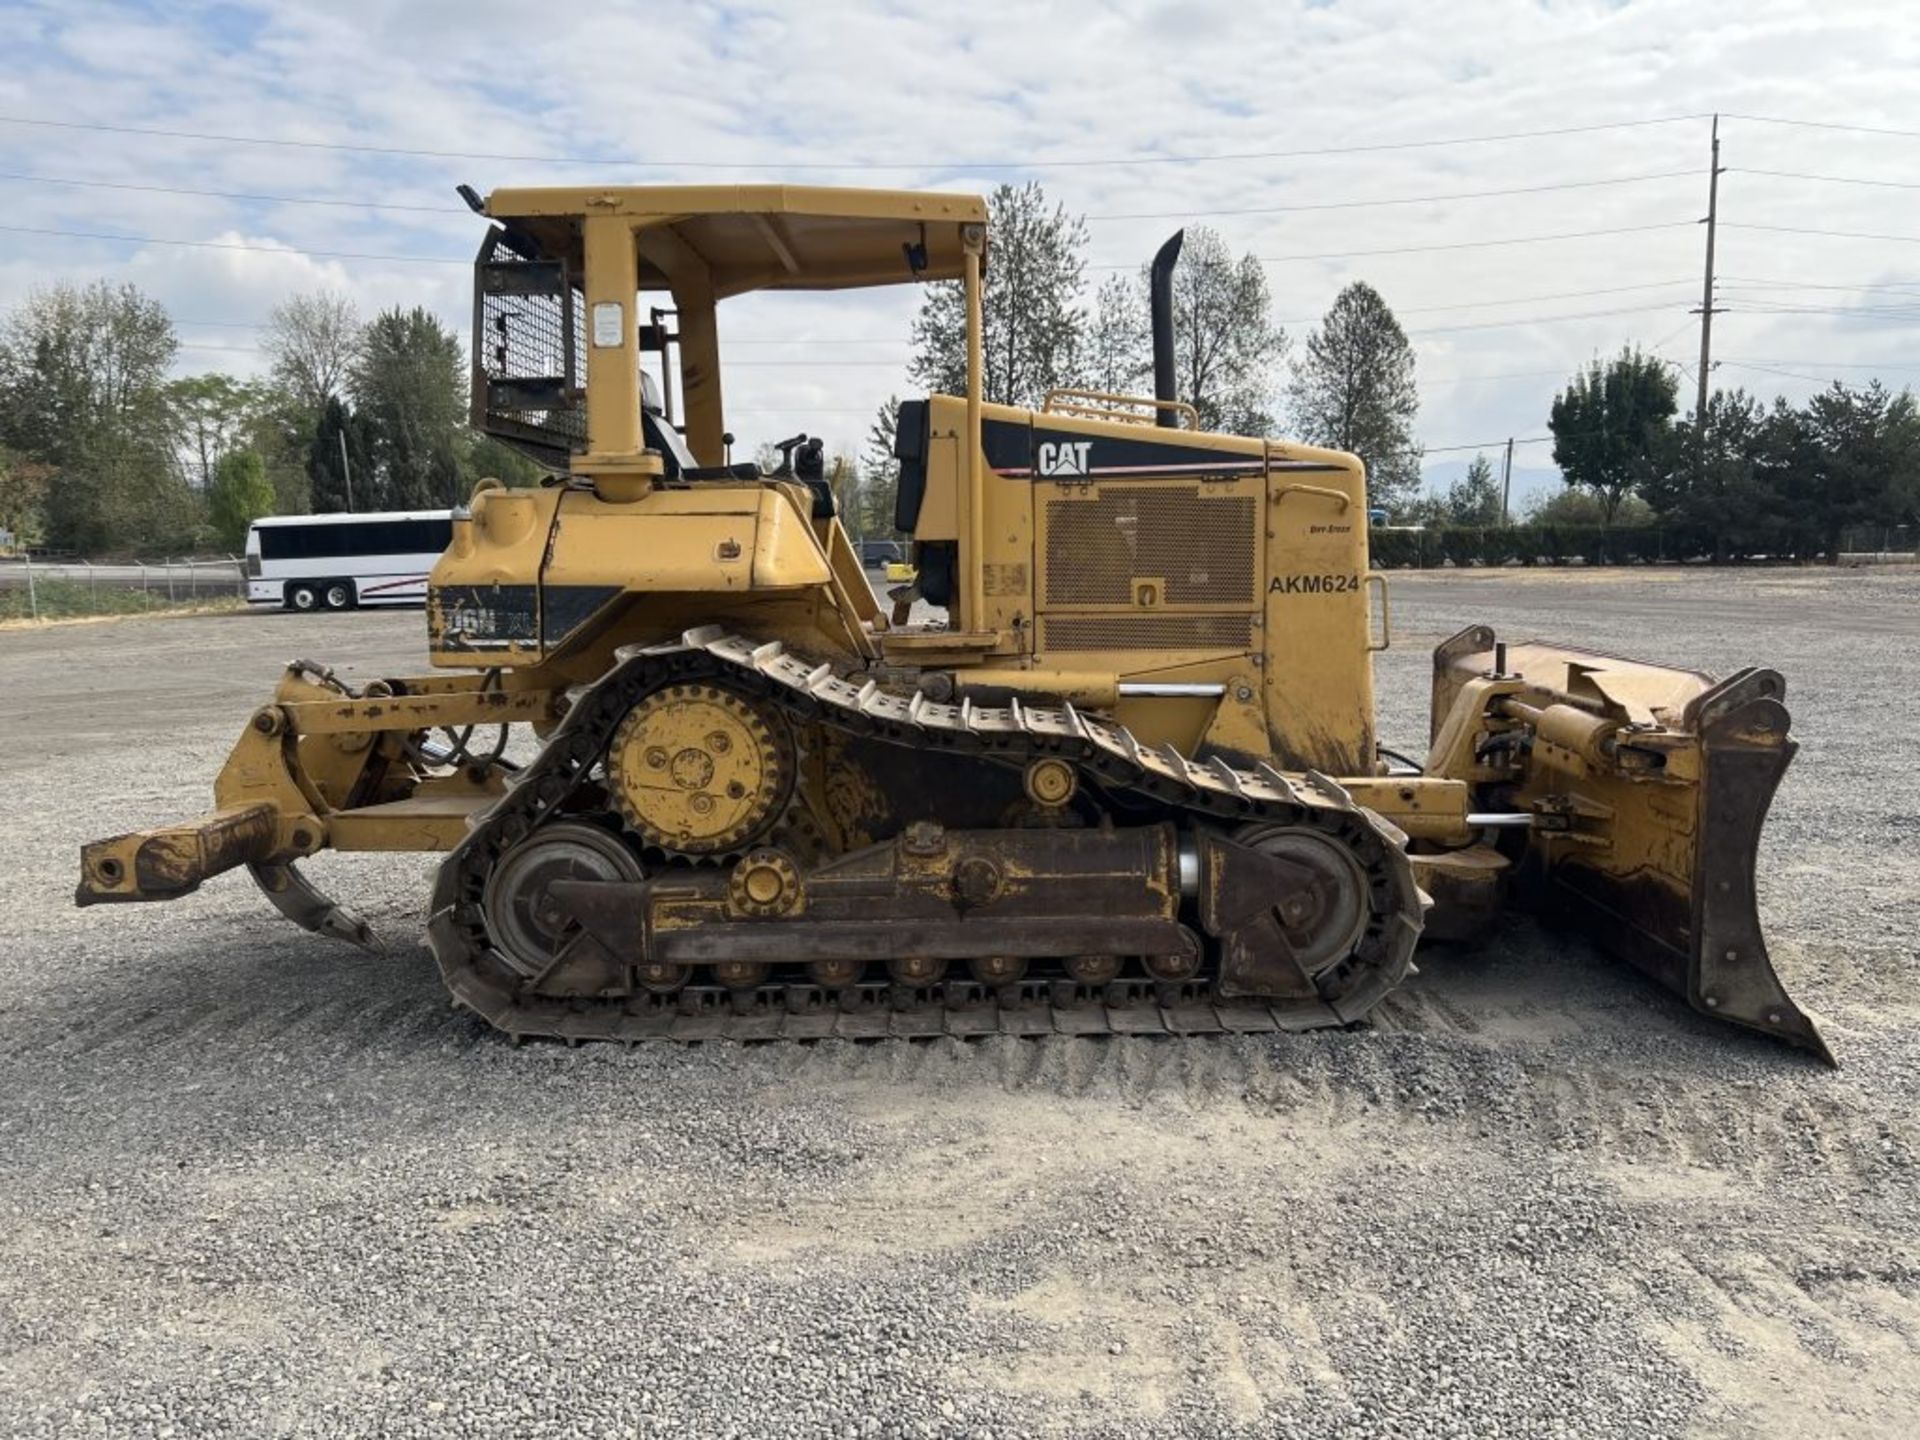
[245,510,454,611]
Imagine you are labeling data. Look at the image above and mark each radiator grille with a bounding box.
[1042,614,1254,652]
[1044,486,1257,606]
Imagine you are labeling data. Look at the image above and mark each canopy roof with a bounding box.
[483,184,988,299]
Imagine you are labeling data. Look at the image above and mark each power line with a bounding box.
[1085,169,1696,220]
[1649,317,1702,351]
[1729,165,1920,190]
[1093,220,1695,269]
[0,111,1710,172]
[1381,277,1697,312]
[1421,435,1556,454]
[1403,301,1686,337]
[1725,301,1920,318]
[0,222,465,265]
[0,164,1706,225]
[0,170,468,215]
[1260,220,1696,263]
[1722,112,1920,141]
[1719,275,1920,294]
[1721,356,1920,370]
[1718,359,1834,384]
[1722,221,1920,244]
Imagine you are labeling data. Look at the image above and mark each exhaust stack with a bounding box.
[1149,231,1184,428]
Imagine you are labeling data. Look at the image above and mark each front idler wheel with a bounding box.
[481,821,644,982]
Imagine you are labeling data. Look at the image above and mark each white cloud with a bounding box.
[0,0,1912,472]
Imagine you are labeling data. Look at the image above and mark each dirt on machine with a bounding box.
[75,184,1830,1062]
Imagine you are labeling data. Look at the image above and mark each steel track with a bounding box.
[426,627,1426,1043]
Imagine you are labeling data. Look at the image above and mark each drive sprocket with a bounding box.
[607,682,795,858]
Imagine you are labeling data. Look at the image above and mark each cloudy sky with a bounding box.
[0,0,1913,500]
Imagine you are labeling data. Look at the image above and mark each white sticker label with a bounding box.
[591,300,624,348]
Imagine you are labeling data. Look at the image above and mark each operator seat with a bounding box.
[639,372,756,482]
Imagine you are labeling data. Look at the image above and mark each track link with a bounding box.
[426,627,1425,1042]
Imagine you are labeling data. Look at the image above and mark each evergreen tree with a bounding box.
[860,396,903,536]
[1288,281,1420,513]
[307,396,373,513]
[1445,454,1503,527]
[1794,381,1920,562]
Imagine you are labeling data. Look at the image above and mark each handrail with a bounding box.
[1041,387,1199,429]
[1365,572,1391,652]
[1273,483,1352,510]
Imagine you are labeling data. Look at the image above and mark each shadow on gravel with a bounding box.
[12,903,1832,1090]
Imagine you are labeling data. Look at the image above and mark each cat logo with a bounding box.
[1036,440,1093,477]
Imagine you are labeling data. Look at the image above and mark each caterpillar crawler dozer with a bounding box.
[76,185,1829,1061]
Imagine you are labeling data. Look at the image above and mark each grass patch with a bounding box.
[0,578,244,622]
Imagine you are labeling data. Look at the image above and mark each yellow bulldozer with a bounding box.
[76,183,1829,1060]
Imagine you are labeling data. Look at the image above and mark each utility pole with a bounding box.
[1693,113,1723,480]
[338,430,355,513]
[1499,437,1515,525]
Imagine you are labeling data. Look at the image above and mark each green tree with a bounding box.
[264,292,360,414]
[1524,487,1653,526]
[348,307,465,509]
[0,280,185,552]
[1165,226,1287,436]
[1547,348,1678,524]
[307,396,374,512]
[1080,272,1149,399]
[910,182,1088,407]
[1654,389,1785,554]
[1444,453,1503,527]
[166,373,265,489]
[243,389,315,515]
[0,447,52,549]
[1791,381,1920,562]
[205,448,277,549]
[826,452,862,540]
[1289,281,1419,511]
[860,395,903,537]
[463,433,546,491]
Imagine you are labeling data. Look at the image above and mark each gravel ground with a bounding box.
[1,569,1916,1439]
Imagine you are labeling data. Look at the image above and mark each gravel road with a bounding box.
[1,568,1916,1439]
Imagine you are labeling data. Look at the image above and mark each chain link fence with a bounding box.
[1836,525,1919,562]
[0,555,246,620]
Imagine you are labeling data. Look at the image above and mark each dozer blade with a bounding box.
[1435,632,1831,1064]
